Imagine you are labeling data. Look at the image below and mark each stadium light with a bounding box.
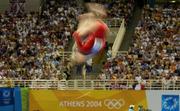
[170,0,176,3]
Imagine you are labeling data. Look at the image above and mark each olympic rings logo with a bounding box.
[104,99,125,109]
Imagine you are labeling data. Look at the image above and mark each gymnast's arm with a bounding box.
[72,15,98,53]
[73,32,95,54]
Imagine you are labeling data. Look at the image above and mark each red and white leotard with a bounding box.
[73,20,108,55]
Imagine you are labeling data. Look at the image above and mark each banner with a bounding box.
[29,90,147,111]
[146,90,180,111]
[0,87,22,111]
[21,88,29,111]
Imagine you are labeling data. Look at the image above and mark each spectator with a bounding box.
[102,4,180,89]
[0,0,82,80]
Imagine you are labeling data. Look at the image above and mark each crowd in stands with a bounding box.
[91,0,135,24]
[101,4,180,89]
[0,0,81,80]
[1,0,179,91]
[0,0,136,81]
[106,0,134,23]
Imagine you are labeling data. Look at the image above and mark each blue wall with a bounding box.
[0,87,22,111]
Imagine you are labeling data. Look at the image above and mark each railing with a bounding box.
[58,51,72,62]
[0,80,179,90]
[112,19,126,57]
[104,18,122,27]
[112,51,128,56]
[56,51,128,63]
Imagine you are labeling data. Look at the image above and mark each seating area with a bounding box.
[0,0,81,80]
[0,0,137,80]
[90,0,135,24]
[101,4,179,89]
[0,0,179,91]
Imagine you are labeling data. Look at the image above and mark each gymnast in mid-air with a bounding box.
[71,3,109,64]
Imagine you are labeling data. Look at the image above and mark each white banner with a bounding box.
[146,91,180,111]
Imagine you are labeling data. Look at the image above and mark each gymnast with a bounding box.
[71,3,109,63]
